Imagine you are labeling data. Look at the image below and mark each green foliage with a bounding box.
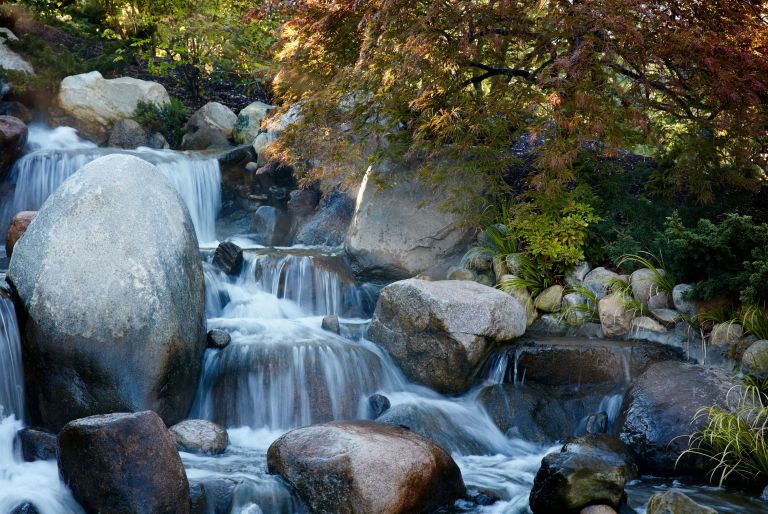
[617,252,675,295]
[507,197,600,280]
[741,305,768,342]
[132,98,189,149]
[558,284,599,326]
[661,214,768,302]
[681,381,768,486]
[497,253,552,297]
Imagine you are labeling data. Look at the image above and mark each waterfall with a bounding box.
[0,124,221,246]
[0,295,23,420]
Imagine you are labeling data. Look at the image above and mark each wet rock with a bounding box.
[646,490,716,514]
[250,205,293,246]
[584,267,620,300]
[108,118,148,148]
[630,268,665,304]
[463,251,493,273]
[581,506,617,514]
[58,411,190,514]
[368,393,391,418]
[267,421,466,514]
[650,308,680,328]
[0,115,27,179]
[630,316,667,339]
[710,322,743,347]
[618,361,742,476]
[287,188,319,217]
[584,412,609,435]
[498,275,537,326]
[52,71,169,144]
[182,102,237,150]
[529,435,637,513]
[206,329,231,349]
[321,314,340,334]
[190,478,237,514]
[233,101,273,144]
[535,285,564,313]
[10,503,39,514]
[17,427,57,461]
[566,262,591,286]
[742,340,768,379]
[213,241,243,275]
[563,293,592,325]
[447,267,475,281]
[148,132,169,149]
[346,167,471,279]
[7,155,206,431]
[646,292,670,310]
[295,191,355,247]
[672,284,695,317]
[169,419,228,454]
[189,481,208,514]
[5,210,36,257]
[368,279,526,393]
[0,101,32,123]
[598,293,635,338]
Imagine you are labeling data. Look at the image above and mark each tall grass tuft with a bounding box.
[618,251,675,294]
[681,381,768,486]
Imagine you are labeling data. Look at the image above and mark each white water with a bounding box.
[0,124,221,246]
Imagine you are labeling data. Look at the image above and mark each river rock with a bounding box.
[646,490,716,514]
[0,115,27,179]
[535,285,564,313]
[646,292,670,310]
[710,322,743,347]
[618,360,742,476]
[563,292,592,325]
[9,503,39,514]
[251,205,293,246]
[580,507,617,514]
[447,266,475,281]
[206,329,231,349]
[630,268,665,304]
[5,210,35,257]
[108,118,148,148]
[630,317,667,338]
[498,275,537,326]
[17,427,57,461]
[169,419,228,454]
[650,308,680,327]
[598,293,635,338]
[182,102,237,150]
[0,29,34,74]
[368,279,526,393]
[368,394,390,418]
[58,411,189,514]
[233,101,273,144]
[321,314,340,334]
[212,241,243,275]
[346,167,471,279]
[267,421,466,514]
[7,154,206,431]
[287,188,320,217]
[529,435,637,513]
[0,101,33,123]
[566,262,591,286]
[53,71,170,143]
[672,284,695,317]
[294,191,355,246]
[148,131,170,149]
[584,268,619,300]
[742,340,768,379]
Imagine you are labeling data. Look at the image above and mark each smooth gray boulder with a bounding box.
[346,167,471,279]
[169,419,228,454]
[8,154,206,431]
[367,279,526,393]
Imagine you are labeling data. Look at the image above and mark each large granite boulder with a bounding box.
[7,154,206,431]
[233,101,273,144]
[0,115,27,180]
[346,167,471,279]
[267,421,466,514]
[618,361,742,476]
[52,71,170,144]
[368,279,527,393]
[58,411,189,514]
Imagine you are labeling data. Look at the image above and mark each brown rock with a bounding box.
[267,420,466,514]
[5,211,36,257]
[58,411,190,514]
[0,115,27,180]
[581,506,618,514]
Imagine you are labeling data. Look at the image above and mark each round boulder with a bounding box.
[646,490,716,514]
[267,421,466,514]
[7,154,206,431]
[742,340,768,379]
[233,101,273,144]
[0,115,27,180]
[169,419,228,454]
[5,210,36,257]
[367,279,527,393]
[618,361,742,476]
[58,411,189,514]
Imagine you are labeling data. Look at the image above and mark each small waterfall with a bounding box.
[0,295,23,420]
[0,124,221,245]
[193,252,404,430]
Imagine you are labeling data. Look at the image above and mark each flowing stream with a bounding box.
[0,125,764,513]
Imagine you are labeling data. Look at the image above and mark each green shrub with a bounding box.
[661,213,768,302]
[133,98,189,149]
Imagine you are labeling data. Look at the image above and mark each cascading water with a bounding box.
[0,294,83,513]
[0,124,221,245]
